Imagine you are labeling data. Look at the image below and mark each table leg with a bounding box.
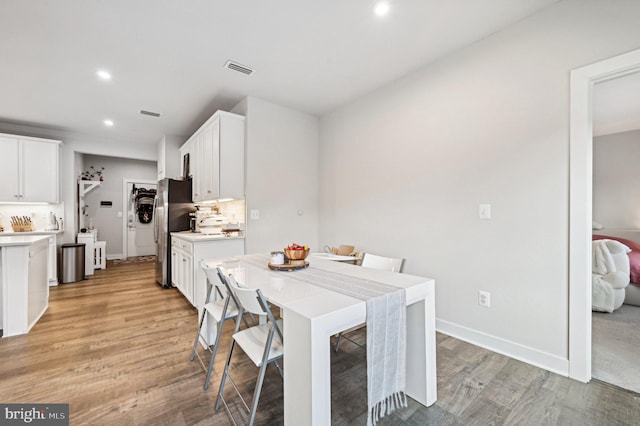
[283,309,331,426]
[405,287,437,406]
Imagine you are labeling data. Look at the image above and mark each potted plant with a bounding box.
[80,166,105,181]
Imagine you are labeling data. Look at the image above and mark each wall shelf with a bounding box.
[79,180,101,197]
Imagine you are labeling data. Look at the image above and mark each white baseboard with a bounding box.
[107,253,123,260]
[436,319,569,376]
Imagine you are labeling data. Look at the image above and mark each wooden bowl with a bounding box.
[284,248,310,261]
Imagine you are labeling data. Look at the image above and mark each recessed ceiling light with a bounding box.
[97,70,112,80]
[103,119,114,127]
[373,1,390,16]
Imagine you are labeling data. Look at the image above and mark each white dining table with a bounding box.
[212,253,436,425]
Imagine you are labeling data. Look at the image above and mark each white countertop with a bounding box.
[0,235,51,247]
[171,230,244,242]
[0,230,64,236]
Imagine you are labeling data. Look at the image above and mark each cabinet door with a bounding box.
[183,252,194,304]
[180,252,189,296]
[48,236,57,285]
[191,132,203,202]
[201,120,220,201]
[21,139,59,203]
[0,136,20,201]
[171,247,179,288]
[219,114,245,199]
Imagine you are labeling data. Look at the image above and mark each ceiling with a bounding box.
[0,0,561,146]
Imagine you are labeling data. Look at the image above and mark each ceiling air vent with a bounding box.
[224,60,254,76]
[140,110,161,117]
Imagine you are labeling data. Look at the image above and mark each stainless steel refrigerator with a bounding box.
[154,178,194,287]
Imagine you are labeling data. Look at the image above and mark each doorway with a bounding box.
[122,179,157,259]
[590,72,640,393]
[569,48,640,382]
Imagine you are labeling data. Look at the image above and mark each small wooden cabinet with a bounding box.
[0,134,60,203]
[181,111,245,203]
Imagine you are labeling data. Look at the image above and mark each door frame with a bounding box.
[569,48,640,381]
[121,178,158,259]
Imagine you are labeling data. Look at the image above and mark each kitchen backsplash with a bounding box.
[217,199,245,226]
[0,203,65,232]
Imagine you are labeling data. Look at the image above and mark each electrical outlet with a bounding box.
[478,291,491,308]
[250,209,260,220]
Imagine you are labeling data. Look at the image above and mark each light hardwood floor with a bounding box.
[1,260,640,425]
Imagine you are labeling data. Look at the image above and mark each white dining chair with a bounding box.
[190,262,252,390]
[361,252,404,272]
[334,252,404,352]
[215,274,284,426]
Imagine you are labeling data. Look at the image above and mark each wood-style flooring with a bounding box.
[1,260,640,425]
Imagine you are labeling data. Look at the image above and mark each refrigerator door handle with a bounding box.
[153,197,158,242]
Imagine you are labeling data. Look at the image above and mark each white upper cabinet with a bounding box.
[0,136,20,201]
[183,111,245,203]
[0,134,60,203]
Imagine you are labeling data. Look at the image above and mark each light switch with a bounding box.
[250,209,260,220]
[479,204,491,219]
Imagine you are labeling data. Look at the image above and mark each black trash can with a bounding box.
[60,243,86,283]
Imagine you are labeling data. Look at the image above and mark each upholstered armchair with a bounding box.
[592,239,631,312]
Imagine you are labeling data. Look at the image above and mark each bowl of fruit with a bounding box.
[284,243,310,265]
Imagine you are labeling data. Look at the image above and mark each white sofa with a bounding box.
[592,239,631,313]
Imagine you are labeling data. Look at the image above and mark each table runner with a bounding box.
[241,254,407,425]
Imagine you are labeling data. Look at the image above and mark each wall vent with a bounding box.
[140,110,161,117]
[224,60,254,76]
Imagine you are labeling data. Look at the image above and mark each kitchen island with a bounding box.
[0,235,49,337]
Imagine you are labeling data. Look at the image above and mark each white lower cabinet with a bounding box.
[48,235,58,286]
[171,237,193,304]
[170,234,244,309]
[1,237,49,337]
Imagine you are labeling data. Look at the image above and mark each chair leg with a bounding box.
[215,340,236,412]
[248,361,269,426]
[248,329,275,426]
[190,309,208,361]
[203,318,225,390]
[334,332,343,353]
[273,360,284,378]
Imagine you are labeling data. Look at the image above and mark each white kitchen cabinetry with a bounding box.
[170,233,244,309]
[171,237,194,304]
[48,235,57,286]
[182,111,245,203]
[0,236,49,337]
[0,134,60,203]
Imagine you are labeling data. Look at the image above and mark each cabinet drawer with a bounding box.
[180,241,193,254]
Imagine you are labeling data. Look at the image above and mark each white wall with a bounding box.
[593,129,640,229]
[319,0,640,373]
[233,97,320,253]
[82,154,157,258]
